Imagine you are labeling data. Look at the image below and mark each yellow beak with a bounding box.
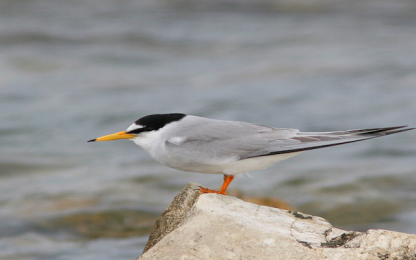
[88,131,136,142]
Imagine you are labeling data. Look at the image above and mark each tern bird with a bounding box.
[88,113,414,195]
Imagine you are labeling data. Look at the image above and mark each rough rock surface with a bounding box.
[138,182,416,260]
[142,182,201,252]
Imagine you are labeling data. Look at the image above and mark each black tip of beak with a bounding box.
[87,139,96,142]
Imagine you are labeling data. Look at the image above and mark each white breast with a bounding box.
[219,152,302,175]
[130,121,185,166]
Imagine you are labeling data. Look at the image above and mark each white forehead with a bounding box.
[126,123,144,132]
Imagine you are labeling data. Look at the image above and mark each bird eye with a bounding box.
[127,126,156,134]
[127,128,143,134]
[126,124,145,134]
[144,126,155,131]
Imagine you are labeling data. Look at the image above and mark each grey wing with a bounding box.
[166,119,298,160]
[167,119,414,161]
[243,125,414,159]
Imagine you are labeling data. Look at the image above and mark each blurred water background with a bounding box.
[1,0,416,259]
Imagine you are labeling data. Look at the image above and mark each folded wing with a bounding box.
[166,116,414,163]
[243,126,414,159]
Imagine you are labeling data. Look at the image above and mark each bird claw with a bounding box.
[199,186,226,195]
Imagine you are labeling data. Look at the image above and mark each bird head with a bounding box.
[88,113,186,142]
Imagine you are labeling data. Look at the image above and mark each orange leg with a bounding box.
[200,175,235,195]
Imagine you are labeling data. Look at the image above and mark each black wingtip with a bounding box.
[357,126,414,136]
[87,139,96,142]
[384,127,415,136]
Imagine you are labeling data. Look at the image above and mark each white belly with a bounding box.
[159,152,303,175]
[220,152,302,175]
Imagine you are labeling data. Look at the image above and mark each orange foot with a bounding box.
[200,187,227,195]
[199,175,235,196]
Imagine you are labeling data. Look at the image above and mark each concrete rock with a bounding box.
[139,182,416,260]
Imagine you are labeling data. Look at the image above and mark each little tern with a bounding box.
[88,113,414,195]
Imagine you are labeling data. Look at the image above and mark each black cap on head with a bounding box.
[127,113,186,134]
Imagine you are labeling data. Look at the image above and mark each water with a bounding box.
[1,0,416,259]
